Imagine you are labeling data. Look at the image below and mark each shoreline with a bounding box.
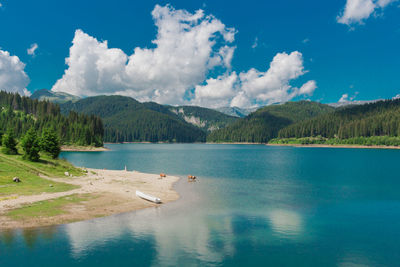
[63,143,400,150]
[206,142,263,145]
[266,143,400,149]
[0,168,180,229]
[103,142,264,145]
[61,146,110,152]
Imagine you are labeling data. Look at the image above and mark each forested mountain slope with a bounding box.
[0,91,103,146]
[60,95,206,143]
[278,99,400,139]
[207,101,335,143]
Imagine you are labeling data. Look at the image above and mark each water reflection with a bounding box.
[0,229,15,247]
[63,175,310,266]
[0,225,58,250]
[22,228,40,249]
[64,208,308,265]
[338,254,374,267]
[65,179,236,265]
[267,209,303,239]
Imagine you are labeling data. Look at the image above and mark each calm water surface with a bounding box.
[1,144,400,266]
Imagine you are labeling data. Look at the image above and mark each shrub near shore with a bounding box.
[3,127,62,162]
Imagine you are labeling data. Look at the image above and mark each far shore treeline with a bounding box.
[0,91,103,147]
[278,99,400,139]
[270,98,400,146]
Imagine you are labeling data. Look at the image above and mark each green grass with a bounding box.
[7,194,93,220]
[0,151,83,196]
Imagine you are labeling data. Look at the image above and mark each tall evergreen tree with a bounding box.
[2,128,18,155]
[21,128,40,161]
[40,128,61,159]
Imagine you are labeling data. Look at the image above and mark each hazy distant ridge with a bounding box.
[31,89,81,104]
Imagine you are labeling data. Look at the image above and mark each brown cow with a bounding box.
[187,175,197,182]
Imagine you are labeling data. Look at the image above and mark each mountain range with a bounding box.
[29,89,400,145]
[31,89,258,117]
[59,94,237,143]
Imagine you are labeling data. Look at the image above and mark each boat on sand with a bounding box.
[136,190,162,203]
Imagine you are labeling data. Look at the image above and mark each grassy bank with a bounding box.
[0,151,83,196]
[6,194,95,221]
[269,136,400,147]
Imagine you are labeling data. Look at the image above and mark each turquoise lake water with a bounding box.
[1,144,400,266]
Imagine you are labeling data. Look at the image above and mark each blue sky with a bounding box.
[0,0,399,107]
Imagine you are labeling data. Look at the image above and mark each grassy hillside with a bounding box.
[276,99,400,145]
[61,95,206,143]
[207,101,335,143]
[0,151,83,197]
[0,150,99,225]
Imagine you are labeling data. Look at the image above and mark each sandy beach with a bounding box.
[61,146,110,152]
[0,169,179,229]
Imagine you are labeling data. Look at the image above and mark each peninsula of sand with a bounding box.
[0,169,179,229]
[61,146,110,152]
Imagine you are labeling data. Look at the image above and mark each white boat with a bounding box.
[136,190,161,203]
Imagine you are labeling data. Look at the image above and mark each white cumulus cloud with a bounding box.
[0,49,30,96]
[339,93,350,103]
[27,43,39,56]
[299,80,317,95]
[393,94,400,100]
[337,0,397,25]
[192,72,238,108]
[51,4,236,105]
[338,92,359,103]
[239,51,308,104]
[51,5,316,109]
[192,51,317,108]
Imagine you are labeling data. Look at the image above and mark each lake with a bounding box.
[1,144,400,266]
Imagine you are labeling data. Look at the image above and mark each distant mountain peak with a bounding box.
[215,106,257,118]
[328,99,382,108]
[31,89,81,104]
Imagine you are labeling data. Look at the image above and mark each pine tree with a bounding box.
[2,128,18,155]
[40,128,61,159]
[21,128,40,161]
